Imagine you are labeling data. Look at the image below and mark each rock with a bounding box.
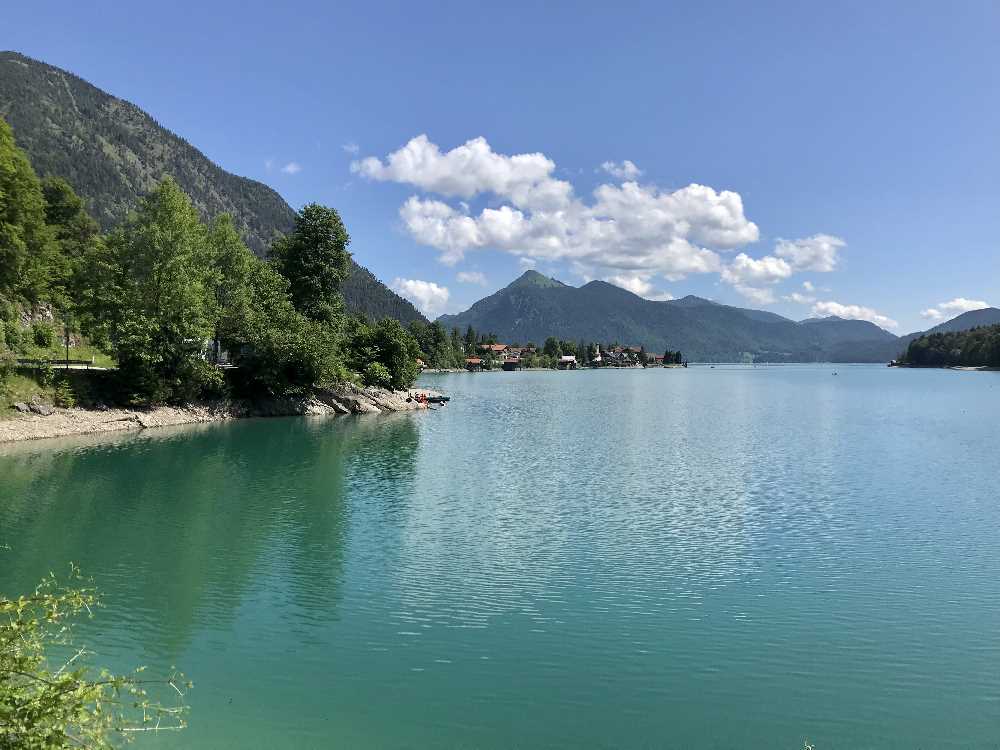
[28,402,55,416]
[13,402,30,414]
[347,397,381,414]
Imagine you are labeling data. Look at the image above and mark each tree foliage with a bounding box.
[346,318,421,390]
[1,52,428,323]
[900,325,1000,368]
[0,116,424,404]
[0,118,57,305]
[407,321,465,369]
[86,177,222,403]
[269,204,351,325]
[1,566,189,749]
[226,261,343,396]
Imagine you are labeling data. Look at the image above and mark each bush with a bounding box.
[363,361,392,388]
[54,375,76,408]
[230,314,342,397]
[37,361,55,388]
[0,565,190,748]
[32,321,55,349]
[0,349,14,385]
[346,318,421,390]
[2,321,25,353]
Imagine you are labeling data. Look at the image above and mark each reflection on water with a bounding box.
[1,367,999,749]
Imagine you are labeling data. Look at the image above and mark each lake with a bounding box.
[1,365,998,749]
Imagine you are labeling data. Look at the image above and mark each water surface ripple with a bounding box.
[0,366,998,748]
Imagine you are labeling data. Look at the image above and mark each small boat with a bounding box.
[408,393,451,404]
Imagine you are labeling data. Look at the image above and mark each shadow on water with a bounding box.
[0,412,422,666]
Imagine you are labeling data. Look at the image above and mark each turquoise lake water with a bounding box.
[1,365,998,749]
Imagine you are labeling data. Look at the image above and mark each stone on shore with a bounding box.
[1,383,448,444]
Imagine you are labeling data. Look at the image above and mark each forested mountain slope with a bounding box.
[0,51,424,323]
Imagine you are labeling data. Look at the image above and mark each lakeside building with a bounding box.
[597,347,642,367]
[477,343,509,356]
[558,355,578,370]
[465,357,484,372]
[501,358,522,371]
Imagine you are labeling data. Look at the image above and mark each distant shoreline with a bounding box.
[892,364,1000,372]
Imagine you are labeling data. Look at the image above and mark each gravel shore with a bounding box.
[0,383,444,444]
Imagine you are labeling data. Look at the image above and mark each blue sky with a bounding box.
[4,0,998,331]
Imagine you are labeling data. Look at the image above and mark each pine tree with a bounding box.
[270,203,351,324]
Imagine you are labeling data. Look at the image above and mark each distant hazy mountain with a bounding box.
[798,316,899,343]
[439,271,1000,362]
[875,308,1000,360]
[0,50,424,324]
[922,307,1000,335]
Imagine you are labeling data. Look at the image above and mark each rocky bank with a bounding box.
[0,383,444,444]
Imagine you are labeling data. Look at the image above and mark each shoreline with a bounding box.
[0,383,444,444]
[892,364,1000,371]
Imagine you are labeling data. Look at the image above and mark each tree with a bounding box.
[41,177,102,346]
[269,204,351,324]
[346,318,421,390]
[900,325,1000,368]
[207,214,257,361]
[543,336,561,358]
[1,565,189,748]
[0,117,57,304]
[88,177,221,403]
[225,260,342,396]
[407,320,456,369]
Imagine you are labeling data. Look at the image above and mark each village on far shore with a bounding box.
[454,341,687,372]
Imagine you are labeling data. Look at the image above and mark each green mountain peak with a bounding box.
[508,270,566,289]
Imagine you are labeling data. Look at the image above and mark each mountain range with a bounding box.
[439,271,1000,362]
[3,51,994,361]
[0,51,425,324]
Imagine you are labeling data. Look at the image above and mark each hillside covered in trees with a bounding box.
[0,115,423,407]
[899,325,1000,368]
[439,271,906,362]
[0,51,424,325]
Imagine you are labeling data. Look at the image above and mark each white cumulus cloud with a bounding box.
[721,253,793,286]
[456,271,488,286]
[342,142,360,155]
[812,300,898,330]
[353,134,572,210]
[802,280,815,292]
[774,234,845,272]
[391,278,450,317]
[355,135,761,281]
[604,273,672,301]
[733,285,777,306]
[600,160,643,180]
[280,161,302,175]
[784,291,816,304]
[920,297,991,320]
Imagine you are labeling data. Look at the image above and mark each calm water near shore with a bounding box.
[1,365,998,749]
